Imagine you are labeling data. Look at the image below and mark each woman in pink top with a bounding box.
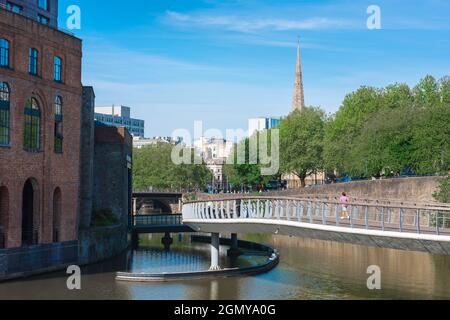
[340,192,350,220]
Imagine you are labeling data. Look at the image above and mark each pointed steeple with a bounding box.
[292,38,305,112]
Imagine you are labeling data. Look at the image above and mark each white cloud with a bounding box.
[165,10,356,32]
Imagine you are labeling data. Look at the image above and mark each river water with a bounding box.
[0,233,449,300]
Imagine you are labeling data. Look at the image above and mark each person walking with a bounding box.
[340,192,350,220]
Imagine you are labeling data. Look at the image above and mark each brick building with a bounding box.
[0,0,58,28]
[0,6,82,248]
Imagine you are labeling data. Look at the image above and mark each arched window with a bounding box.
[54,96,63,153]
[28,48,38,75]
[24,98,41,151]
[54,56,62,82]
[0,39,10,68]
[0,82,10,146]
[0,186,9,249]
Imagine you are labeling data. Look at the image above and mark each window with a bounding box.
[0,82,10,146]
[54,56,62,82]
[38,0,48,11]
[54,96,63,153]
[37,14,50,25]
[28,48,38,75]
[0,39,9,68]
[24,98,41,151]
[6,2,23,13]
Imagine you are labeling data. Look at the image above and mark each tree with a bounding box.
[324,86,382,173]
[439,76,450,107]
[382,83,414,109]
[324,76,450,178]
[348,107,416,177]
[133,143,212,190]
[413,75,440,109]
[433,176,450,203]
[279,107,326,187]
[224,130,277,190]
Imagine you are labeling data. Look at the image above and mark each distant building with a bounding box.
[248,117,281,137]
[133,136,183,149]
[193,137,234,192]
[194,137,234,161]
[95,105,145,138]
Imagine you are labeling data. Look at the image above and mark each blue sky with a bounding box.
[58,0,450,138]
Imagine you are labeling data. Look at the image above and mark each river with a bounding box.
[0,233,449,300]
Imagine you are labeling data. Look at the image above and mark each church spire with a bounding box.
[292,38,305,112]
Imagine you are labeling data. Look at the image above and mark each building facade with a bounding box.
[248,117,281,137]
[0,0,58,28]
[194,137,234,160]
[0,7,82,248]
[133,136,183,149]
[193,137,234,191]
[94,105,145,138]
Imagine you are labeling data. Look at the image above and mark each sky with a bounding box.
[58,0,450,138]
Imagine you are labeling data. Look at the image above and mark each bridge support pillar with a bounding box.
[131,232,139,247]
[210,233,221,271]
[227,233,241,257]
[162,232,173,251]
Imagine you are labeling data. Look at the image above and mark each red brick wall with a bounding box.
[0,9,82,248]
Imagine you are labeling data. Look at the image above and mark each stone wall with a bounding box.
[79,87,95,229]
[0,240,78,281]
[93,126,132,225]
[78,225,129,265]
[197,176,444,203]
[272,176,443,202]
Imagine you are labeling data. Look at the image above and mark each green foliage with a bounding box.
[324,75,450,177]
[433,176,450,203]
[133,143,212,190]
[224,130,276,189]
[279,107,326,187]
[91,208,119,227]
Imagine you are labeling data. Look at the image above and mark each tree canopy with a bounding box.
[324,75,450,178]
[133,143,212,190]
[279,107,326,187]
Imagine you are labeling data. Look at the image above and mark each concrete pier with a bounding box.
[227,233,241,257]
[210,233,221,271]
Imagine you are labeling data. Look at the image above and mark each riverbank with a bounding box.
[0,224,129,282]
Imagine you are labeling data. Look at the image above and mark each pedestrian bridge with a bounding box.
[182,196,450,259]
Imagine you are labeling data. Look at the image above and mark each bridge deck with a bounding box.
[182,198,450,254]
[131,214,194,234]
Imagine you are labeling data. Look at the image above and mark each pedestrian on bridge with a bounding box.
[340,192,350,220]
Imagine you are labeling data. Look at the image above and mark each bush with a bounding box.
[91,208,120,227]
[433,176,450,203]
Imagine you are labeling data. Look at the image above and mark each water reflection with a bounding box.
[0,233,449,300]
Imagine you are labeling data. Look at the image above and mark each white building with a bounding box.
[133,136,183,149]
[248,117,281,137]
[95,105,145,138]
[193,137,234,161]
[193,137,235,191]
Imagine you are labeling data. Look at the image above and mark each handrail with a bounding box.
[133,214,183,226]
[194,193,450,208]
[184,196,450,212]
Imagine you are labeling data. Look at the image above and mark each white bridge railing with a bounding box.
[183,197,450,236]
